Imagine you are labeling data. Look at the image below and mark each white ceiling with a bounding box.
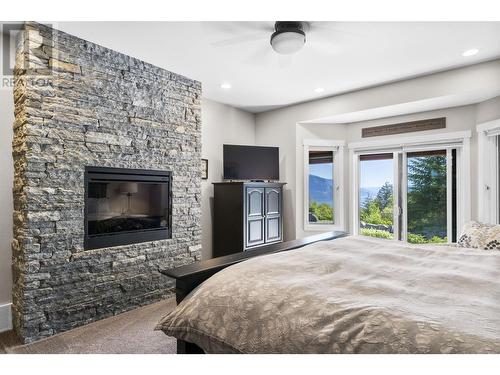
[50,22,500,112]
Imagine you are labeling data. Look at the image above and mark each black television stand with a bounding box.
[212,181,286,257]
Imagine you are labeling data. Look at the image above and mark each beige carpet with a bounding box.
[6,298,177,354]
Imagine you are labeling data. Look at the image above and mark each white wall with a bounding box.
[0,88,14,308]
[476,96,500,124]
[254,109,297,242]
[201,99,256,259]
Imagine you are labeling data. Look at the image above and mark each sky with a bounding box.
[360,159,393,187]
[309,163,333,180]
[310,160,393,188]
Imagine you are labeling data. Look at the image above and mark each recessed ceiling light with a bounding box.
[314,87,325,93]
[462,48,479,57]
[220,83,232,89]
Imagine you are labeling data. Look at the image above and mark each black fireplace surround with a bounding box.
[84,167,172,250]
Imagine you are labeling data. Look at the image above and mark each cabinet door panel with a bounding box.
[247,218,265,246]
[266,216,281,242]
[265,187,282,243]
[245,187,265,248]
[247,188,264,217]
[265,188,281,215]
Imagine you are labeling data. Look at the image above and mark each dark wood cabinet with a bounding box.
[213,182,286,258]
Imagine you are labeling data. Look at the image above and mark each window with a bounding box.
[406,150,454,243]
[303,140,345,231]
[351,131,471,244]
[357,149,456,243]
[308,150,334,224]
[359,153,394,240]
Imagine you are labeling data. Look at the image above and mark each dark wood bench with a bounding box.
[159,230,348,354]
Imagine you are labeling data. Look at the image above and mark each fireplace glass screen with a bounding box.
[85,167,171,249]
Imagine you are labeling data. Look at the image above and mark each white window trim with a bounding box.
[348,131,471,152]
[348,131,471,241]
[303,139,346,232]
[477,119,500,224]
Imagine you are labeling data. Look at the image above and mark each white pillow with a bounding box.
[457,221,500,250]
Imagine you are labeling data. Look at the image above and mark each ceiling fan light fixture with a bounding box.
[270,21,306,55]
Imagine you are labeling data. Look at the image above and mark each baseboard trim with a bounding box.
[0,302,13,333]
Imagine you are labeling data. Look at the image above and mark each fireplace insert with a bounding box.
[84,167,172,250]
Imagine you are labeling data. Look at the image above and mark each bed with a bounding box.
[157,234,500,354]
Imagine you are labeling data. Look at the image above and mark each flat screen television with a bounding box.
[223,144,279,181]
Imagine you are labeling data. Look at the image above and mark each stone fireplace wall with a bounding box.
[12,22,202,343]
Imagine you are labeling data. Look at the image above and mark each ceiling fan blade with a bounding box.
[211,32,267,47]
[242,44,274,66]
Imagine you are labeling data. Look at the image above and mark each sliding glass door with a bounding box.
[359,154,394,239]
[406,150,448,243]
[357,148,457,243]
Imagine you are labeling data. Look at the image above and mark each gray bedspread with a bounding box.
[156,236,500,353]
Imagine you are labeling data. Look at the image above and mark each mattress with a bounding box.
[157,236,500,353]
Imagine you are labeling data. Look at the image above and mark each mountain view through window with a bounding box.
[358,150,450,243]
[308,150,334,224]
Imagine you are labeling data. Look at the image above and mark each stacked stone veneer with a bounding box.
[12,22,202,343]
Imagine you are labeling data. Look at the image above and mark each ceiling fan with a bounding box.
[209,21,356,68]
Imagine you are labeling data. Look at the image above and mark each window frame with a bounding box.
[303,139,346,232]
[349,131,471,243]
[403,148,454,243]
[357,152,399,242]
[477,119,500,224]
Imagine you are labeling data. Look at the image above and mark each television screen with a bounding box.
[223,145,279,180]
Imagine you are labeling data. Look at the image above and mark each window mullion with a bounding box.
[392,152,400,241]
[352,151,359,235]
[333,150,337,226]
[446,149,453,243]
[303,145,310,231]
[401,152,408,243]
[495,136,499,224]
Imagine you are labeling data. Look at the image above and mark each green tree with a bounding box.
[360,182,394,226]
[376,182,393,209]
[359,155,448,244]
[360,197,392,226]
[309,201,333,222]
[407,154,447,240]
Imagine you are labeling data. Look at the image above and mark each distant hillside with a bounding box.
[309,175,333,204]
[360,187,381,204]
[309,175,381,206]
